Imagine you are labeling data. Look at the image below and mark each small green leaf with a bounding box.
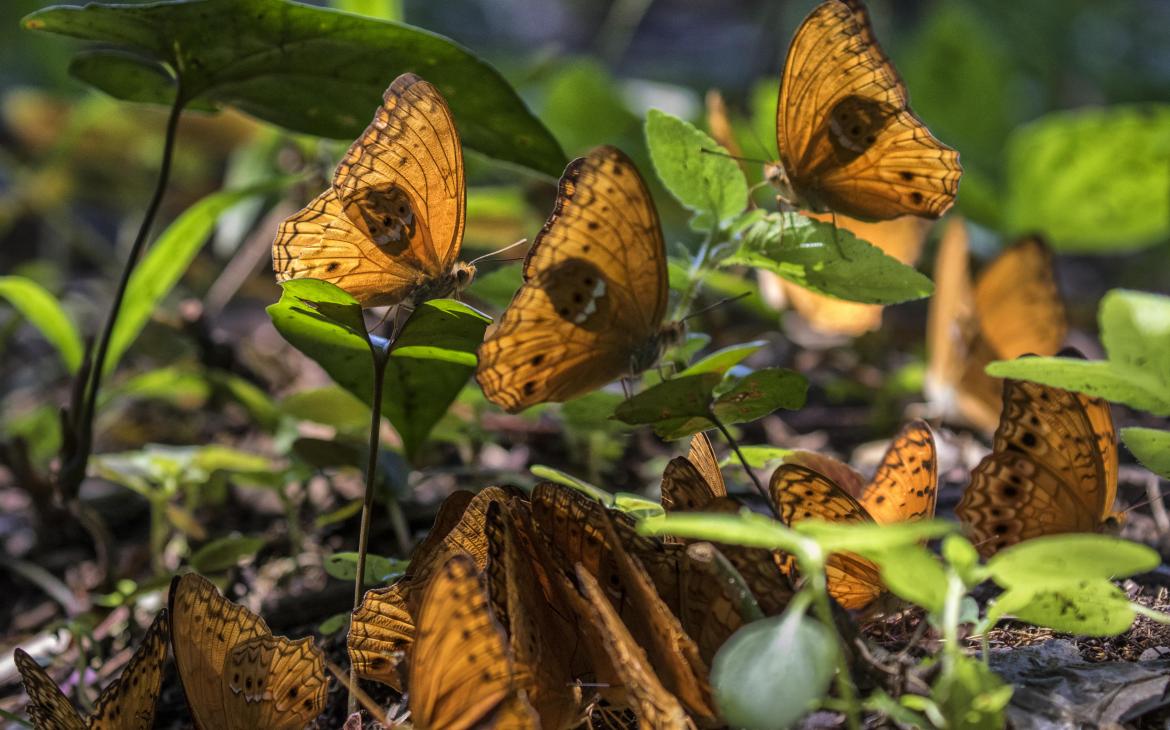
[986,534,1160,587]
[798,519,956,555]
[645,108,748,224]
[711,610,837,729]
[325,552,408,583]
[931,654,1011,730]
[189,535,266,573]
[990,580,1135,636]
[679,341,767,376]
[24,0,565,176]
[639,511,805,554]
[710,368,808,425]
[108,180,291,373]
[726,212,934,305]
[318,611,351,636]
[280,386,372,435]
[1122,427,1170,479]
[0,276,82,373]
[723,446,792,470]
[613,373,723,425]
[1100,289,1170,388]
[612,493,665,518]
[866,545,948,615]
[1004,105,1170,252]
[941,534,984,586]
[530,466,612,507]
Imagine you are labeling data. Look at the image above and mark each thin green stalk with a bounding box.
[709,412,778,518]
[941,570,965,674]
[673,226,717,321]
[801,544,861,730]
[349,341,389,713]
[60,90,186,497]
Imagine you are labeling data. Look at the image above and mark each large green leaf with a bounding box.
[986,534,1159,587]
[1004,105,1170,252]
[645,109,748,225]
[107,179,291,374]
[986,289,1170,415]
[0,276,82,373]
[725,212,934,305]
[24,0,565,177]
[990,581,1135,637]
[267,280,489,461]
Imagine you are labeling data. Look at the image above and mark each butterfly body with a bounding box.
[477,146,681,413]
[770,0,960,221]
[273,73,470,309]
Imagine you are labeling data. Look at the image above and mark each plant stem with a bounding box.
[61,90,185,496]
[802,545,861,730]
[349,341,389,713]
[709,412,778,518]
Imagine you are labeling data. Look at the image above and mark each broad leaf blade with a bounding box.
[24,0,565,176]
[645,108,748,225]
[0,276,83,373]
[1121,427,1170,480]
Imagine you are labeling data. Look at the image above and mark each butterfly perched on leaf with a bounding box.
[770,420,938,609]
[169,572,328,730]
[955,361,1121,558]
[273,73,473,308]
[767,0,960,221]
[926,218,1067,431]
[476,145,683,413]
[15,610,169,730]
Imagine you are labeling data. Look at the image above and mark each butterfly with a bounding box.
[767,0,960,221]
[15,610,168,730]
[476,146,683,413]
[955,369,1120,558]
[169,572,328,730]
[660,432,795,618]
[273,72,472,308]
[926,219,1067,431]
[408,552,538,729]
[349,486,520,690]
[574,567,697,730]
[770,420,938,609]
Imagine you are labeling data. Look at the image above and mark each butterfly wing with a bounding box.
[169,573,273,729]
[956,378,1114,557]
[686,432,727,498]
[408,553,518,730]
[777,0,959,219]
[769,464,883,610]
[273,73,465,307]
[859,420,938,524]
[88,609,169,730]
[973,237,1067,361]
[348,582,412,691]
[222,636,327,730]
[476,146,672,412]
[14,650,87,730]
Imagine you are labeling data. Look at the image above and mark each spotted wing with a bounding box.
[222,636,327,730]
[14,650,87,730]
[859,420,938,524]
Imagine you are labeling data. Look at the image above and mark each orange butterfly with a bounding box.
[767,0,960,220]
[926,219,1067,431]
[770,420,938,609]
[15,610,169,730]
[273,73,472,308]
[408,552,538,729]
[476,146,683,412]
[955,371,1120,558]
[169,573,328,730]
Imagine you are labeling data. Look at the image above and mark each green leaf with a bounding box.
[540,59,638,157]
[1122,427,1170,479]
[1004,105,1170,252]
[189,535,266,573]
[711,610,836,729]
[986,534,1160,587]
[1100,289,1170,388]
[639,511,806,554]
[24,0,565,176]
[383,299,491,459]
[798,519,956,555]
[710,368,808,425]
[725,213,934,305]
[678,341,766,376]
[0,276,82,373]
[990,580,1135,636]
[267,282,489,461]
[931,654,1011,730]
[866,545,948,615]
[324,552,408,583]
[317,611,350,636]
[108,180,290,374]
[280,386,371,435]
[645,109,748,224]
[613,373,723,425]
[292,437,363,471]
[530,466,612,507]
[985,358,1170,416]
[724,446,792,470]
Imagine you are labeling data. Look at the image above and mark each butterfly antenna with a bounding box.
[469,238,529,266]
[700,148,770,166]
[682,292,753,321]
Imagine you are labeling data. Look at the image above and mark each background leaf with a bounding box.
[23,0,565,176]
[1121,427,1170,479]
[0,276,82,373]
[645,108,748,225]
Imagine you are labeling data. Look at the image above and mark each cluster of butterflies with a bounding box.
[15,573,328,729]
[272,0,961,414]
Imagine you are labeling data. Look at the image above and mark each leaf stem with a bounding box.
[709,411,778,518]
[60,89,186,497]
[800,545,861,730]
[350,339,389,713]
